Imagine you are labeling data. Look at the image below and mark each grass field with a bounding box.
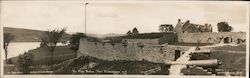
[187,44,246,76]
[209,44,246,75]
[210,51,246,72]
[211,44,246,51]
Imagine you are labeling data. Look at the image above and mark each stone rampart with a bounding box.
[122,39,160,45]
[78,38,191,63]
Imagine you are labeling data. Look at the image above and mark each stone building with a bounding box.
[174,19,245,44]
[174,19,212,33]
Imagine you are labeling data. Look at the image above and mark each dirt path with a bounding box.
[168,47,196,75]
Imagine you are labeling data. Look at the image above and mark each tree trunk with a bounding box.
[75,50,78,58]
[4,48,8,63]
[50,49,54,72]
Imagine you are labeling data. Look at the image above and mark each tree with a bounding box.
[69,32,86,57]
[159,24,174,32]
[41,28,66,71]
[3,33,15,63]
[132,27,139,35]
[217,21,233,32]
[17,52,33,74]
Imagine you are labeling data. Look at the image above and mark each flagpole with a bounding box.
[85,2,88,35]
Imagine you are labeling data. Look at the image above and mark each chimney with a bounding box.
[205,23,208,26]
[178,19,181,22]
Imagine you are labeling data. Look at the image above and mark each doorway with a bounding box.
[174,50,181,61]
[223,37,230,43]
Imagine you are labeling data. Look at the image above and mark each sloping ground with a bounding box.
[210,51,245,73]
[91,60,170,75]
[54,56,170,75]
[4,27,71,42]
[9,46,76,65]
[188,44,246,76]
[181,67,211,75]
[5,46,76,74]
[54,56,102,74]
[209,44,246,76]
[4,64,19,74]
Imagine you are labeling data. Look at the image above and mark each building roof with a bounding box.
[175,19,212,33]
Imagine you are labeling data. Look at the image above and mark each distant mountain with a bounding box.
[102,33,126,38]
[3,27,71,42]
[67,32,125,39]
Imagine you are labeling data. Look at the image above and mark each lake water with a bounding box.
[6,42,41,59]
[3,42,69,59]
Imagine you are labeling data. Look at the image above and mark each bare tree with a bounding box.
[3,33,15,63]
[41,28,66,71]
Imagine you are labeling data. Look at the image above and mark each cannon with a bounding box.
[169,59,221,67]
[192,49,211,54]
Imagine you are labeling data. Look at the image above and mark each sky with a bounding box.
[1,1,249,34]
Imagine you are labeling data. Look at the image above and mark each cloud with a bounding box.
[1,1,248,34]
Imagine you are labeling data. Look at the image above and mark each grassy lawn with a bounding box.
[9,46,76,66]
[187,44,246,76]
[188,53,245,76]
[209,44,246,75]
[211,44,246,51]
[210,51,246,72]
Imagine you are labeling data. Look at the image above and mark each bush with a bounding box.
[6,59,13,64]
[17,52,34,74]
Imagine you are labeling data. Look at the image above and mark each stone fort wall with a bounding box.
[122,39,160,45]
[78,38,191,63]
[177,32,246,44]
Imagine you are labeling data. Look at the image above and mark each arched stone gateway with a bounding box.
[223,37,232,43]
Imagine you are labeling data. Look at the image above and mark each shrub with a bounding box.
[17,52,34,74]
[6,59,13,64]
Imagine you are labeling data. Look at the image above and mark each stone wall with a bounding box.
[78,38,191,63]
[177,32,246,44]
[159,33,178,44]
[122,39,160,45]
